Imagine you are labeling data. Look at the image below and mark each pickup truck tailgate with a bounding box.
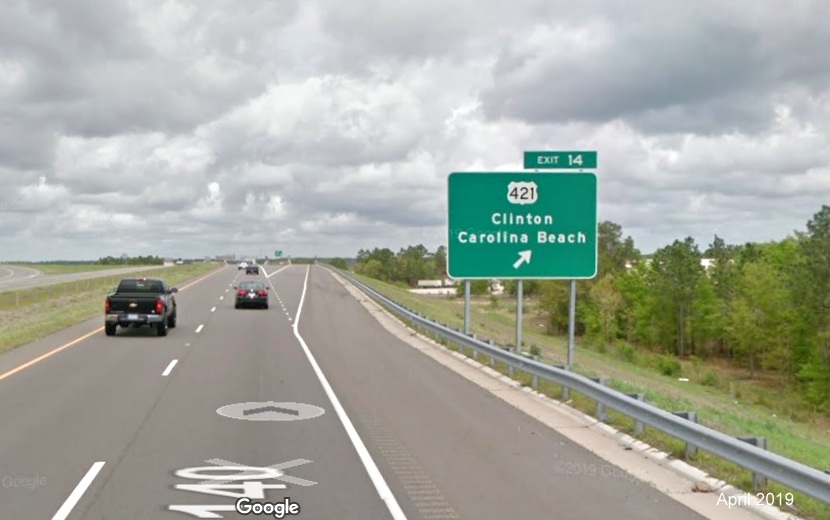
[108,294,160,314]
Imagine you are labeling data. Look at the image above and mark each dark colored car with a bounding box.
[105,278,178,336]
[234,281,269,309]
[245,265,259,275]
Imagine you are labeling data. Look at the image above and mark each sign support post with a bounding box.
[464,280,471,335]
[516,280,523,354]
[568,279,576,367]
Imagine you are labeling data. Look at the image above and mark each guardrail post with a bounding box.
[589,378,609,421]
[738,437,768,491]
[531,355,539,389]
[488,340,495,367]
[507,348,515,377]
[625,393,646,435]
[672,412,698,459]
[471,334,478,360]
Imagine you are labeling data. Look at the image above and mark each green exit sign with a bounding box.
[275,250,283,258]
[447,172,598,279]
[524,151,597,169]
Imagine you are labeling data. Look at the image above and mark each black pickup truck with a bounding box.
[104,278,178,336]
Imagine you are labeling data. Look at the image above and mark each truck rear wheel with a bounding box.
[167,311,177,328]
[156,320,168,337]
[105,324,117,336]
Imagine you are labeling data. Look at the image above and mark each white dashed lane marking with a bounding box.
[162,359,178,376]
[53,462,106,520]
[262,268,296,324]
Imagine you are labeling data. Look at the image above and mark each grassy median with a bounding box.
[0,262,222,354]
[350,272,830,520]
[5,263,162,275]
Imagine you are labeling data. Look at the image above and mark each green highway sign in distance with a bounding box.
[447,172,597,279]
[524,151,597,170]
[275,250,283,258]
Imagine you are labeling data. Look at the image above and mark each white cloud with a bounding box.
[1,0,830,260]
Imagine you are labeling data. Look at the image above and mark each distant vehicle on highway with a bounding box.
[105,278,178,336]
[234,281,269,309]
[238,261,248,270]
[245,265,259,275]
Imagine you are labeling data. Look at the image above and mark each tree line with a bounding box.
[97,255,164,265]
[351,245,447,285]
[348,206,830,411]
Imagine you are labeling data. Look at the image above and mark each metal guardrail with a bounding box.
[331,267,830,506]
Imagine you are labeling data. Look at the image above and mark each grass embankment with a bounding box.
[0,262,221,354]
[351,273,830,520]
[8,263,161,275]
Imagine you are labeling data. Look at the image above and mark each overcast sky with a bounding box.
[1,0,829,261]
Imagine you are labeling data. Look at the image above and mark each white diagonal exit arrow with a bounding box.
[513,250,532,269]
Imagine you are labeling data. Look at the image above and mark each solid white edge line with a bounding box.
[291,265,408,520]
[162,359,178,376]
[52,461,105,520]
[195,324,204,333]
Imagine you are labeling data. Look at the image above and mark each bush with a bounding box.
[530,345,541,357]
[657,356,682,377]
[701,370,719,387]
[616,342,637,363]
[689,355,702,369]
[329,258,348,269]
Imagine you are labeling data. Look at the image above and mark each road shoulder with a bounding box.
[325,267,802,520]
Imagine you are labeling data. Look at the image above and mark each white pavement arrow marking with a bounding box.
[513,250,532,269]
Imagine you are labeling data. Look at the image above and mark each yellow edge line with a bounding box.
[0,264,227,384]
[0,328,103,383]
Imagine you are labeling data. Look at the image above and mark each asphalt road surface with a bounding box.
[0,264,734,519]
[0,263,41,287]
[0,264,173,291]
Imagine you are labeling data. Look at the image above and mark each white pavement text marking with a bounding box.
[162,359,179,376]
[292,265,408,520]
[200,458,317,487]
[52,461,105,520]
[168,461,306,518]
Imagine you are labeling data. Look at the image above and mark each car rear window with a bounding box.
[239,282,264,289]
[117,279,164,293]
